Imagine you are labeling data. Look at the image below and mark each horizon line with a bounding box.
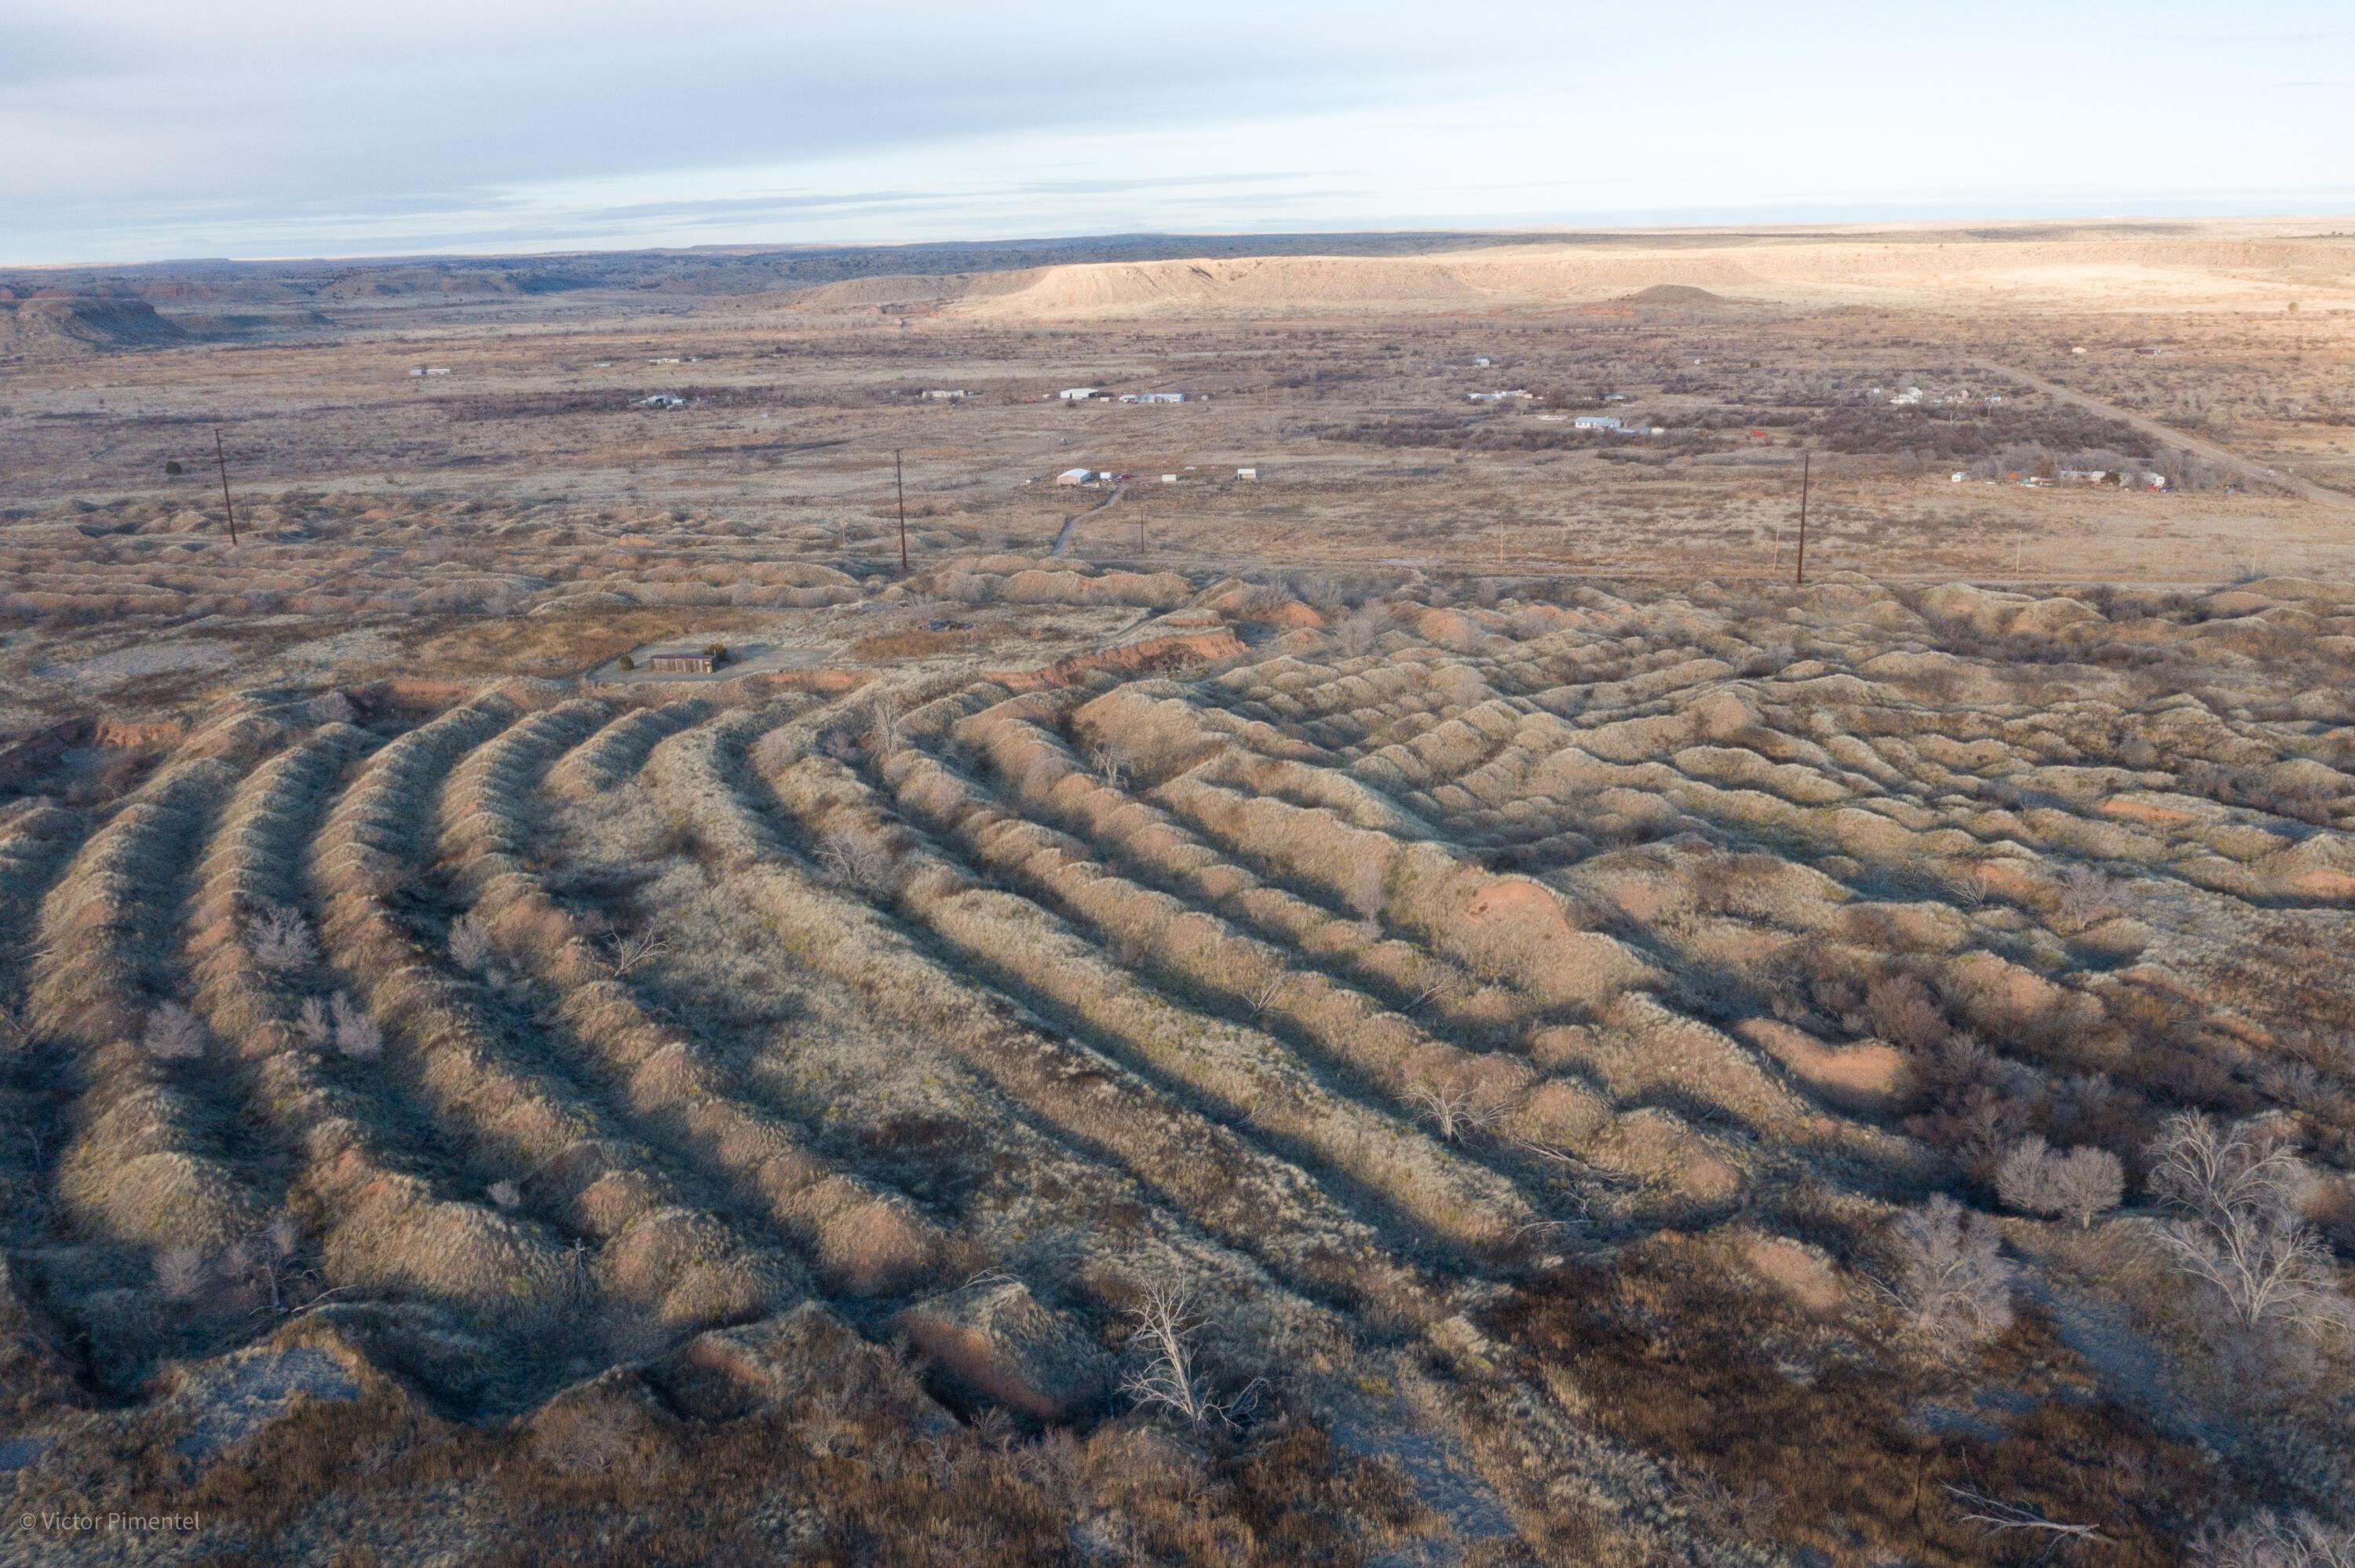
[7,206,2353,275]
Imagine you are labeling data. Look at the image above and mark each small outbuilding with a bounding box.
[645,651,718,674]
[1057,388,1100,402]
[1055,468,1097,486]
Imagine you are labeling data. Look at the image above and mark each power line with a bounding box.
[214,427,239,547]
[1794,450,1809,586]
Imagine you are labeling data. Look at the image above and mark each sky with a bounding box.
[4,1,2352,266]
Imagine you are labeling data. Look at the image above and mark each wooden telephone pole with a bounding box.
[214,427,239,546]
[894,449,908,575]
[1793,450,1809,586]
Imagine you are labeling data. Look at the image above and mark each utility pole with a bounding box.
[1793,450,1809,587]
[214,427,239,546]
[894,448,908,576]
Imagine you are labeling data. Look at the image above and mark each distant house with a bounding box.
[922,388,970,401]
[1235,467,1259,480]
[408,366,452,377]
[2057,469,2109,485]
[645,651,717,675]
[1058,388,1100,402]
[1056,468,1097,486]
[1119,392,1186,403]
[1160,473,1179,483]
[1573,414,1623,431]
[1889,386,1923,406]
[639,394,685,409]
[1466,389,1532,403]
[1473,356,1492,367]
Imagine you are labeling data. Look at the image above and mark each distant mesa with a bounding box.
[1619,283,1728,307]
[0,294,188,356]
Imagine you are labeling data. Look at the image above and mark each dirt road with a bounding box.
[1050,483,1123,556]
[1982,363,2351,509]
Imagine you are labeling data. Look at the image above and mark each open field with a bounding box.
[2,221,2352,1564]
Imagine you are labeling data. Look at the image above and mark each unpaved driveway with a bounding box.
[1050,483,1123,556]
[1981,362,2352,509]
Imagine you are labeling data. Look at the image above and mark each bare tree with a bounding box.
[238,1213,307,1315]
[487,1180,523,1209]
[1225,946,1295,1018]
[1121,1282,1261,1429]
[2056,865,2123,928]
[1402,955,1466,1013]
[2196,1511,2355,1568]
[818,823,898,898]
[1513,1136,1637,1221]
[447,913,493,972]
[330,992,382,1060]
[295,994,332,1048]
[153,1244,210,1302]
[1995,1136,2124,1229]
[2146,1113,2346,1337]
[1408,1076,1512,1143]
[1342,858,1387,924]
[1331,604,1393,658]
[1889,1194,2015,1348]
[2046,1146,2126,1229]
[1942,1484,2109,1553]
[1087,742,1133,791]
[142,1003,206,1063]
[246,904,318,975]
[607,928,670,979]
[867,696,905,760]
[754,727,805,775]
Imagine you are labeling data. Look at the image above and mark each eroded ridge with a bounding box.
[3,570,2350,1564]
